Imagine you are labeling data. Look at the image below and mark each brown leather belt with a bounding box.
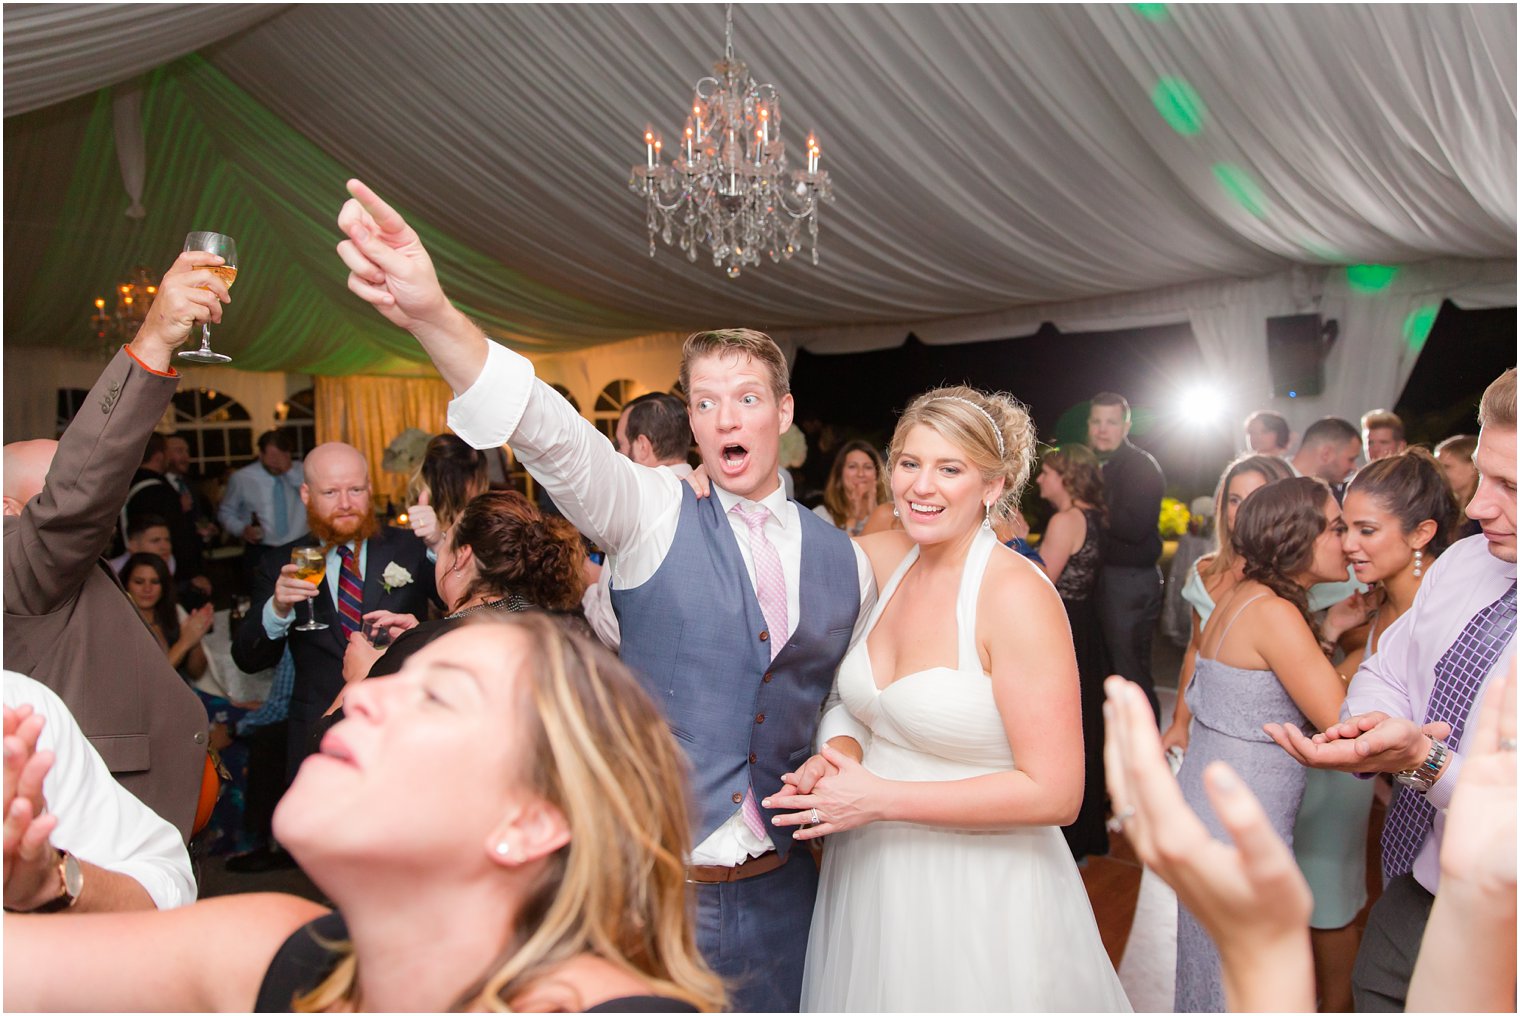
[687,851,785,884]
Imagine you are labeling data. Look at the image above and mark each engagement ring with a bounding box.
[1105,806,1136,834]
[810,808,821,825]
[1500,737,1518,752]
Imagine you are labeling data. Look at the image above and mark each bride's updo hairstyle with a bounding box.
[886,385,1037,521]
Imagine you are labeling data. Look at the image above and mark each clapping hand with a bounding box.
[181,603,214,644]
[3,705,62,912]
[763,744,883,841]
[1104,676,1314,1012]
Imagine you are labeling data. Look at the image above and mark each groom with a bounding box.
[335,179,874,1011]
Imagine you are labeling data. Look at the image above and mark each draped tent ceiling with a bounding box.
[4,4,1516,385]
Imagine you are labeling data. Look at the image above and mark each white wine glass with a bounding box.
[178,231,238,364]
[291,547,329,632]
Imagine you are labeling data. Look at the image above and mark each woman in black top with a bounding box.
[339,490,591,694]
[1034,445,1111,861]
[4,615,726,1012]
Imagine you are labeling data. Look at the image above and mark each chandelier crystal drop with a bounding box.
[629,4,832,279]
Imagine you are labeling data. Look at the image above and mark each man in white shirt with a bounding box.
[3,673,195,912]
[218,429,308,582]
[335,179,875,1012]
[1268,368,1517,1010]
[582,391,693,649]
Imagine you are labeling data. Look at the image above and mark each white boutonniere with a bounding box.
[381,562,413,593]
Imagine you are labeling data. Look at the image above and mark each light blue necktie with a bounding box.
[271,472,289,539]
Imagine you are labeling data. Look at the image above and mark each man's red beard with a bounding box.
[307,505,379,550]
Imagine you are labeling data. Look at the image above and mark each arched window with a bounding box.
[170,388,254,473]
[593,379,645,441]
[277,388,318,458]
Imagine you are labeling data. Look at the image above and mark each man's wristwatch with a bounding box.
[1394,739,1450,794]
[31,849,84,913]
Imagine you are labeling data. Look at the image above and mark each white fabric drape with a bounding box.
[205,4,1515,344]
[4,4,1514,363]
[111,79,147,219]
[2,3,290,117]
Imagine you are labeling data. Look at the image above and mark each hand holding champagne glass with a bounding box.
[178,231,238,364]
[291,547,329,631]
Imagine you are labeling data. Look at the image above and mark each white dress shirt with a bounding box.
[3,673,196,909]
[1345,534,1517,894]
[450,338,876,865]
[218,460,309,546]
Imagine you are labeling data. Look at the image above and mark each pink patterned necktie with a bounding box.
[733,503,789,841]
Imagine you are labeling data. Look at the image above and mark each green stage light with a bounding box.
[1152,76,1206,136]
[1403,305,1439,355]
[1211,163,1268,218]
[1133,4,1170,22]
[1346,264,1398,293]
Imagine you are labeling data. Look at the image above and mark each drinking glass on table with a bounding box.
[291,547,328,631]
[178,231,238,364]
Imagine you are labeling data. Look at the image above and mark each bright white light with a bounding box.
[1180,383,1228,425]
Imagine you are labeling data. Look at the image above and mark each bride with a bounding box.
[768,387,1131,1012]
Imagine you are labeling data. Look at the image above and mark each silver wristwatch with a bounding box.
[1394,739,1450,794]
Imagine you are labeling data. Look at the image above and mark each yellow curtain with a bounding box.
[314,374,454,510]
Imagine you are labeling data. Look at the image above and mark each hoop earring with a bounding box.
[1412,547,1423,578]
[983,502,993,529]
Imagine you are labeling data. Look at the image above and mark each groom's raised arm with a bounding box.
[335,179,676,557]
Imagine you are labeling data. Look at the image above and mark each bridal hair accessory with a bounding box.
[934,396,1005,460]
[1412,547,1423,578]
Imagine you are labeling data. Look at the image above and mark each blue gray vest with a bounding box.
[612,486,861,859]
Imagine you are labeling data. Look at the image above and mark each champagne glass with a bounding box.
[178,231,238,364]
[291,547,329,631]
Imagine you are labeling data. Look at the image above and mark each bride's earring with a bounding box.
[893,504,900,519]
[982,502,993,529]
[1412,547,1423,578]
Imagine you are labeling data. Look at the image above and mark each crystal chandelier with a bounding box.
[90,265,157,354]
[629,4,832,278]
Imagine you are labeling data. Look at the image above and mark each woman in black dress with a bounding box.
[5,614,726,1013]
[1034,444,1111,860]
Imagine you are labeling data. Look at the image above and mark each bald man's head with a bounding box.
[301,442,376,546]
[3,440,59,517]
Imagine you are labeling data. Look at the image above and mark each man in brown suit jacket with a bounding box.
[2,252,230,841]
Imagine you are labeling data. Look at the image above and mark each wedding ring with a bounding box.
[1500,737,1518,752]
[809,808,822,826]
[1105,806,1136,834]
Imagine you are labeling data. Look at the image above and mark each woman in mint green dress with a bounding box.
[1297,449,1459,1011]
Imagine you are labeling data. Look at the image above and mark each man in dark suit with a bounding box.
[123,432,209,606]
[233,441,435,782]
[3,252,224,842]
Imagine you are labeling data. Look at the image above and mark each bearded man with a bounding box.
[232,442,435,779]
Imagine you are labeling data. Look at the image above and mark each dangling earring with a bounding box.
[982,502,993,529]
[892,504,900,519]
[1412,547,1423,578]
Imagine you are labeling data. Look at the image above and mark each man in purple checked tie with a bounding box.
[1267,367,1517,1011]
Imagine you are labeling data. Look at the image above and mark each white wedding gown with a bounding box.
[800,527,1132,1012]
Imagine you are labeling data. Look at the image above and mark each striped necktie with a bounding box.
[1381,580,1516,881]
[733,503,788,842]
[335,545,364,638]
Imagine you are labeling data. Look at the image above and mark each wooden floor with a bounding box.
[1079,792,1389,980]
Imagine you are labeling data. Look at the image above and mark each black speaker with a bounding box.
[1266,314,1338,398]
